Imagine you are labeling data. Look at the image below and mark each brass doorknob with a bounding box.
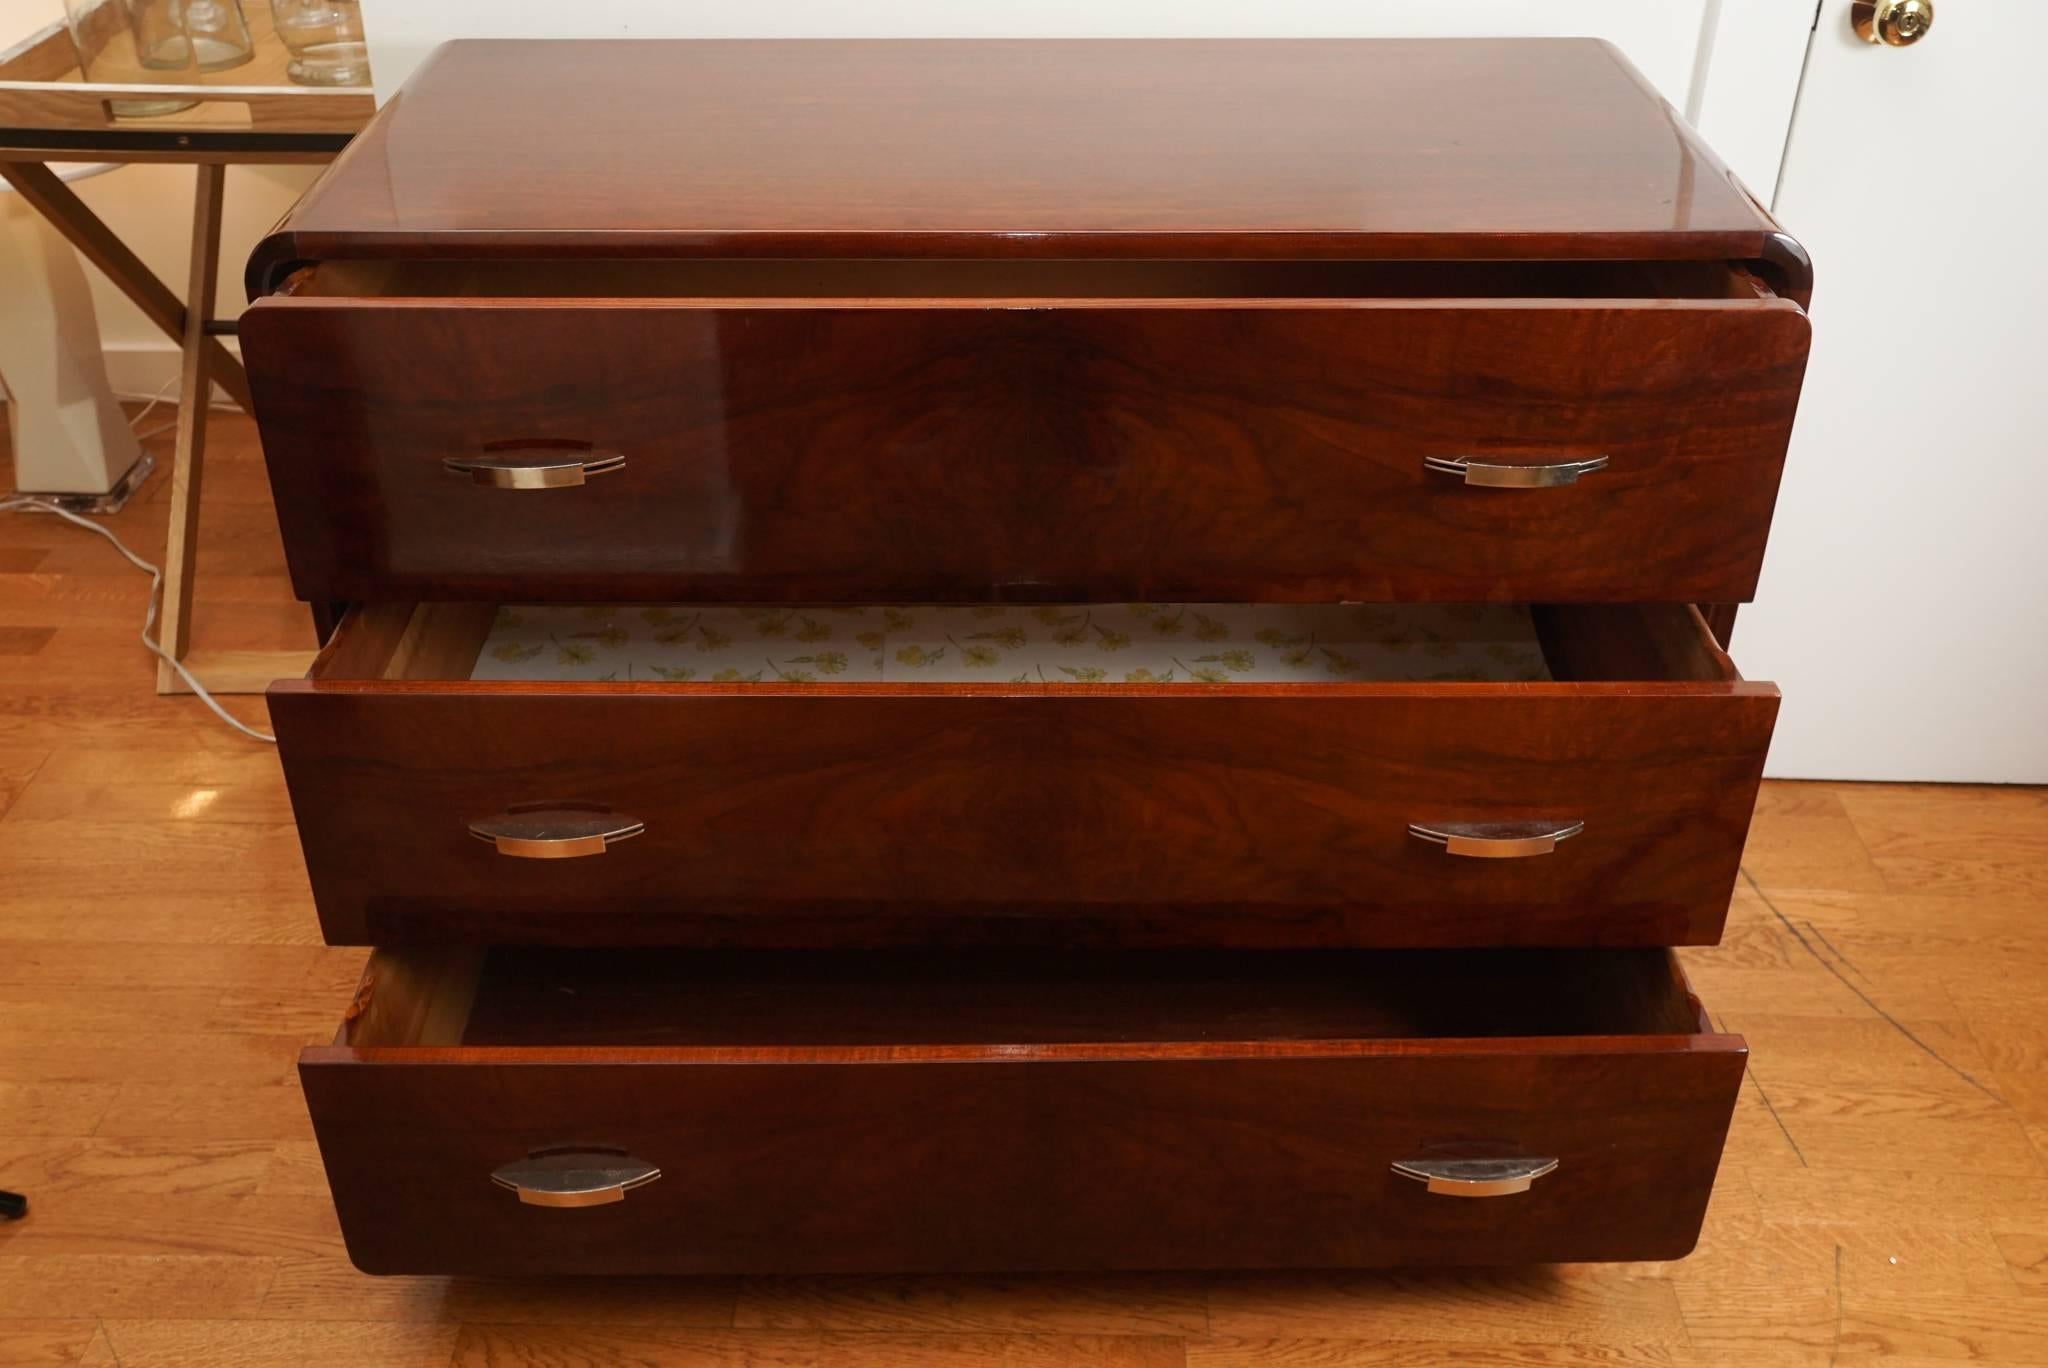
[1853,0,1934,46]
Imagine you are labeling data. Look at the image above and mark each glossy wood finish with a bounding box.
[225,39,1816,1285]
[22,413,2048,1361]
[300,946,1744,1275]
[267,602,1776,949]
[242,275,1809,605]
[246,39,1802,292]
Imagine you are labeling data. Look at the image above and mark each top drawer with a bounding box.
[242,258,1810,605]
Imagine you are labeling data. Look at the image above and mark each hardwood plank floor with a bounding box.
[2,410,2045,1366]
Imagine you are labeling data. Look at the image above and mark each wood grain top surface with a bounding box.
[253,38,1789,281]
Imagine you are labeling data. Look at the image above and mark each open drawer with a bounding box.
[268,600,1778,948]
[302,944,1746,1274]
[240,257,1810,606]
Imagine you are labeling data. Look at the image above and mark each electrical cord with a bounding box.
[3,377,275,743]
[126,372,182,443]
[0,495,277,743]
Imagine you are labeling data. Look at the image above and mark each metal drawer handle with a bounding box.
[491,1148,661,1208]
[1393,1157,1559,1198]
[1408,820,1585,859]
[468,804,645,859]
[1424,455,1609,488]
[444,445,626,489]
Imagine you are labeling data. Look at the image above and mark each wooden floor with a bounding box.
[2,411,2047,1367]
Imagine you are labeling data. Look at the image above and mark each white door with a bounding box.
[1738,0,2048,781]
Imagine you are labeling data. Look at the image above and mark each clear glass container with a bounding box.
[177,0,254,73]
[124,0,192,69]
[60,0,197,117]
[272,0,370,87]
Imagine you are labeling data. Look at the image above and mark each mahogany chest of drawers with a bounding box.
[244,37,1810,1275]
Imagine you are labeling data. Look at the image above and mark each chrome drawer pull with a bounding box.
[1423,455,1609,488]
[444,446,626,489]
[491,1149,661,1208]
[1393,1156,1558,1198]
[468,805,645,859]
[1408,820,1585,859]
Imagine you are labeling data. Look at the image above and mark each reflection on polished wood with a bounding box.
[271,602,1775,950]
[4,410,2048,1359]
[248,38,1798,287]
[243,272,1809,607]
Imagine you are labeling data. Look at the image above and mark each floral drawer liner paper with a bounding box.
[470,604,1552,685]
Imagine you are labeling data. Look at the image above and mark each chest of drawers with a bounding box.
[246,37,1809,1275]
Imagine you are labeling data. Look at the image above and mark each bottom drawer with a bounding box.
[302,947,1745,1274]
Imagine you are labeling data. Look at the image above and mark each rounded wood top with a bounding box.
[249,37,1794,292]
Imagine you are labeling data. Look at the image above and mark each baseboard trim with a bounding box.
[102,339,245,411]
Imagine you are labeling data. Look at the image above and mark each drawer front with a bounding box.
[242,298,1809,604]
[269,685,1778,948]
[301,1037,1746,1275]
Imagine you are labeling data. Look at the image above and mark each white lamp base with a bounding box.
[1,163,148,513]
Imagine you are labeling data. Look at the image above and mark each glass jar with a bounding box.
[60,0,197,117]
[272,0,370,87]
[178,0,254,72]
[124,0,193,70]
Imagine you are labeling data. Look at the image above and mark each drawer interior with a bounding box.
[315,602,1739,688]
[283,257,1779,303]
[343,946,1711,1051]
[310,946,1745,1274]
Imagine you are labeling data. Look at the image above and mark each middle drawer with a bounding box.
[270,600,1777,948]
